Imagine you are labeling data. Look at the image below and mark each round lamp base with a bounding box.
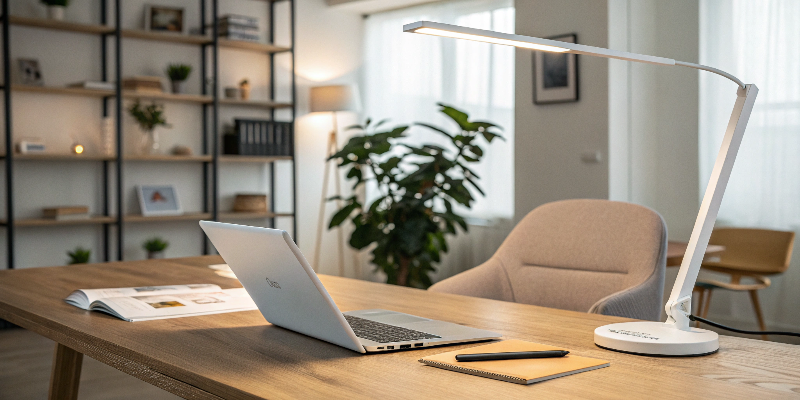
[594,321,719,357]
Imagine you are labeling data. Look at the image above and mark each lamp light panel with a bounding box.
[413,27,569,53]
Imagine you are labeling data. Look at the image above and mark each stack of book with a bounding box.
[224,119,294,157]
[68,81,115,91]
[216,14,259,42]
[122,76,163,93]
[43,206,90,221]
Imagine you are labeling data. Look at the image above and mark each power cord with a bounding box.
[689,315,800,338]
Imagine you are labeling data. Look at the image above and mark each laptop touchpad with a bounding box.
[368,313,430,324]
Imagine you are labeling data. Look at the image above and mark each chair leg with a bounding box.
[701,289,713,319]
[748,290,768,341]
[694,288,706,327]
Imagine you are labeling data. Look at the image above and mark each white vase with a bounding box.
[171,80,185,94]
[47,6,65,21]
[140,128,160,155]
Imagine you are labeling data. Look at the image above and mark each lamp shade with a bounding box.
[309,85,361,113]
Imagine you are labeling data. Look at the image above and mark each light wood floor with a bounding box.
[0,328,180,400]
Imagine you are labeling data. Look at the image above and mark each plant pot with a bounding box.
[47,6,65,21]
[139,128,161,155]
[171,80,185,94]
[239,85,251,100]
[147,251,164,259]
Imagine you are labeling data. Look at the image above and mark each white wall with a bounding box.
[0,0,365,269]
[514,0,610,221]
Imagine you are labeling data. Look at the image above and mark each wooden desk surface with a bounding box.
[1,256,799,399]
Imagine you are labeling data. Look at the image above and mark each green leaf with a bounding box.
[329,203,357,228]
[415,122,454,139]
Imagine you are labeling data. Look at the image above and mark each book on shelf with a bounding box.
[43,206,90,219]
[220,32,260,42]
[68,81,115,91]
[217,14,259,30]
[122,76,163,93]
[65,284,257,322]
[224,119,293,157]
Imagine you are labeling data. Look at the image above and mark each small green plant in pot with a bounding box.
[128,100,170,154]
[41,0,69,20]
[166,64,192,94]
[328,104,503,288]
[67,246,90,265]
[143,237,169,259]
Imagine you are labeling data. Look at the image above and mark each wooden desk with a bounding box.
[1,256,798,399]
[667,241,726,267]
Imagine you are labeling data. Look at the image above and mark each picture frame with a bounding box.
[533,33,578,104]
[136,185,183,216]
[18,59,43,86]
[144,5,186,34]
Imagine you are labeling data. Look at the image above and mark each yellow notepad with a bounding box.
[419,339,609,385]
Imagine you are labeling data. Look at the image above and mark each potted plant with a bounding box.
[328,104,503,288]
[239,79,251,100]
[67,246,91,265]
[143,237,169,259]
[41,0,69,21]
[166,64,192,94]
[128,100,170,154]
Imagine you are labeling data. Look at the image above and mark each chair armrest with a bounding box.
[588,262,665,321]
[428,258,515,302]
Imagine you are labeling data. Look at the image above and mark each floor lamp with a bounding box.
[310,85,361,276]
[404,21,757,356]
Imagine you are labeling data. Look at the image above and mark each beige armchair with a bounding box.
[429,199,667,321]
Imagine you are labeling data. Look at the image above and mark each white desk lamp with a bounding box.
[310,85,362,276]
[404,21,757,356]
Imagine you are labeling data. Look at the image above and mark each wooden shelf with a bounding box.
[121,29,212,45]
[0,216,116,227]
[219,98,293,109]
[218,39,291,54]
[124,154,213,162]
[123,90,212,104]
[8,16,114,35]
[0,153,115,161]
[219,211,294,220]
[11,84,113,97]
[123,213,212,223]
[219,155,293,163]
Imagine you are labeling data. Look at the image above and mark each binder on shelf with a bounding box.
[225,119,293,157]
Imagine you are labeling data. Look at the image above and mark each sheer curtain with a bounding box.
[700,0,800,229]
[363,0,515,219]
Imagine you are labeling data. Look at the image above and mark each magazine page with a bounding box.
[65,284,222,310]
[90,288,257,322]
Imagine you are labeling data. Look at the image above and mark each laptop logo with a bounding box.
[265,277,281,289]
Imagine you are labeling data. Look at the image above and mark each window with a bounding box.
[700,0,800,228]
[363,0,515,219]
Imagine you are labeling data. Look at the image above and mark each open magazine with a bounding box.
[64,284,257,322]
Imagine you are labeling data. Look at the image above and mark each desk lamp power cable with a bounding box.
[689,315,800,338]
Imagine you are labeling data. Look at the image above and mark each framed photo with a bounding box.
[18,59,43,86]
[533,34,578,104]
[144,5,185,33]
[136,185,183,216]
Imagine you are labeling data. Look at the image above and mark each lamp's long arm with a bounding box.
[675,61,745,88]
[665,84,757,329]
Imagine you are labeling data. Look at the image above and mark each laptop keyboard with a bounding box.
[343,315,441,343]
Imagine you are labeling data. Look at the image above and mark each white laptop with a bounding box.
[200,221,501,353]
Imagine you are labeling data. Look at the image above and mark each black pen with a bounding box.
[455,350,569,362]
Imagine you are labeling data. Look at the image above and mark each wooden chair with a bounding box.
[694,228,795,340]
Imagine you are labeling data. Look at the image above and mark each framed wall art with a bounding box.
[533,33,578,104]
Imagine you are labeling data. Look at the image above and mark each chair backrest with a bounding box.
[493,199,666,313]
[705,228,795,275]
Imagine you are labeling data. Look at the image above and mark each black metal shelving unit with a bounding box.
[0,0,297,269]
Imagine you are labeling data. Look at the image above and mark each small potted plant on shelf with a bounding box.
[128,100,170,154]
[41,0,69,21]
[143,237,169,259]
[166,64,192,94]
[239,79,251,100]
[67,246,91,265]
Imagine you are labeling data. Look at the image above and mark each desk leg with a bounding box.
[48,343,83,400]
